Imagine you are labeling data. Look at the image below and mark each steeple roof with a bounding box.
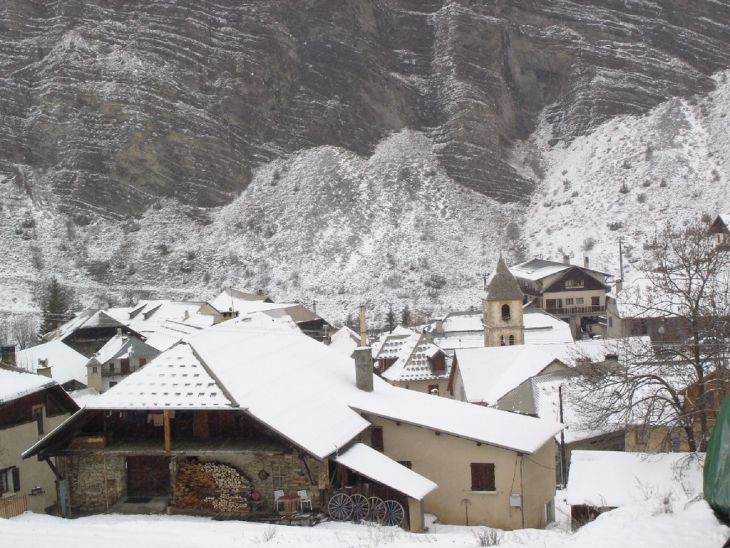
[486,256,524,301]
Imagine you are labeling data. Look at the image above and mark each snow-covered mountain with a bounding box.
[4,1,730,329]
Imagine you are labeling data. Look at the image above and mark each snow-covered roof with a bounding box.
[379,332,450,383]
[350,385,563,455]
[566,451,704,507]
[15,340,88,386]
[0,367,56,403]
[328,326,359,357]
[68,387,100,408]
[93,333,160,365]
[510,259,570,281]
[523,309,575,345]
[86,344,233,410]
[454,345,565,405]
[31,313,562,460]
[334,443,437,500]
[440,312,483,335]
[46,309,127,341]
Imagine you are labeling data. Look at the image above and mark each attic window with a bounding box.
[566,279,584,288]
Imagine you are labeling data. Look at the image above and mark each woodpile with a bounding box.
[173,461,252,513]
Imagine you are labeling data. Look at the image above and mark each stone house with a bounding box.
[86,330,161,393]
[0,367,78,517]
[24,313,561,531]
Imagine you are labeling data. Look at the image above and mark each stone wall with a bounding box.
[194,451,323,510]
[59,455,127,515]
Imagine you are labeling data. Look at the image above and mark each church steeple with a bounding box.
[483,256,525,347]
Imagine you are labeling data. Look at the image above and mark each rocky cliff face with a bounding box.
[3,0,730,217]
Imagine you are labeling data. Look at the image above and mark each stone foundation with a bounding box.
[59,455,127,515]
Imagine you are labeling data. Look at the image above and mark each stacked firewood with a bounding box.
[173,461,253,513]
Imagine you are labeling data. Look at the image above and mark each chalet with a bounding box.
[24,313,562,531]
[510,258,610,339]
[0,367,78,517]
[708,214,730,247]
[43,309,145,358]
[373,328,451,396]
[85,330,161,393]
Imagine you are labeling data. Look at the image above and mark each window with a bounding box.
[501,304,510,321]
[670,431,681,452]
[121,359,130,374]
[592,296,600,306]
[109,381,117,388]
[139,358,147,367]
[509,335,515,346]
[109,363,115,374]
[565,280,584,288]
[500,336,506,346]
[0,467,20,494]
[576,297,584,305]
[636,429,649,445]
[92,366,98,374]
[565,298,574,306]
[428,384,439,396]
[470,463,496,492]
[371,427,384,452]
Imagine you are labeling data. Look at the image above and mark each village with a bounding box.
[0,216,727,542]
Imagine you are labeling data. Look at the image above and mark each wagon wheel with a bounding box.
[350,494,370,521]
[368,496,385,522]
[377,499,405,527]
[327,492,353,521]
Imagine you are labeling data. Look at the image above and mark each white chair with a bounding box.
[274,490,285,511]
[297,489,313,511]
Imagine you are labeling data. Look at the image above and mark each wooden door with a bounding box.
[126,456,171,497]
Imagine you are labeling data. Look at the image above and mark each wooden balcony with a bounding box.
[544,305,606,317]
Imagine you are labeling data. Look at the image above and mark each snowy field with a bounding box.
[1,497,726,548]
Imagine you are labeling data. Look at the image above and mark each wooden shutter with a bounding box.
[470,463,495,491]
[12,467,20,493]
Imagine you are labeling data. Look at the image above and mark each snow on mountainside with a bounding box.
[4,73,730,329]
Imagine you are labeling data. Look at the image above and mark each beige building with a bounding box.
[0,367,78,516]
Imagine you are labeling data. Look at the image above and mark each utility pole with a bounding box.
[618,237,624,281]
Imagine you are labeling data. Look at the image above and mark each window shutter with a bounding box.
[471,463,495,491]
[371,427,384,452]
[12,467,20,492]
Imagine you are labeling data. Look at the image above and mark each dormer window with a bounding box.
[501,304,511,321]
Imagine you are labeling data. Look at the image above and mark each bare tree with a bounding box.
[572,220,730,452]
[8,314,40,351]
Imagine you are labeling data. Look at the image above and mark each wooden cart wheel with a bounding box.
[368,496,385,522]
[327,492,353,521]
[377,499,405,527]
[350,493,370,521]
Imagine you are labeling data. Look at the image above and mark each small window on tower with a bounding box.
[509,335,515,345]
[501,304,511,321]
[500,336,506,346]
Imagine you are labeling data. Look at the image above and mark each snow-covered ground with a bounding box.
[1,496,725,548]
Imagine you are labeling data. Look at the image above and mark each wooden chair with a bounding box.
[297,489,313,511]
[273,490,285,511]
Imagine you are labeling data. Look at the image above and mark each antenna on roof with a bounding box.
[229,286,235,313]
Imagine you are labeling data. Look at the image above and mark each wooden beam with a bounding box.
[44,457,59,479]
[163,410,171,455]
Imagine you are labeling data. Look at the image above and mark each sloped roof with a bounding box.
[380,333,451,382]
[510,259,570,281]
[334,443,437,500]
[454,345,565,405]
[94,333,160,365]
[0,367,57,403]
[486,256,524,301]
[86,344,233,410]
[523,309,575,345]
[15,340,88,386]
[26,314,562,460]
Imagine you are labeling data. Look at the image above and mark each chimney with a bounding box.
[615,279,623,294]
[353,305,373,392]
[37,359,52,378]
[116,327,122,337]
[584,256,589,269]
[563,255,570,265]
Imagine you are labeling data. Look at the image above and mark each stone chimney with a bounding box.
[615,279,623,294]
[353,305,373,392]
[37,359,52,378]
[584,256,589,269]
[563,255,570,265]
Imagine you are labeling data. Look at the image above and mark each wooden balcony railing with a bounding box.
[544,305,606,316]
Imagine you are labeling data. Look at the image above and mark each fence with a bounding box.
[0,494,27,519]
